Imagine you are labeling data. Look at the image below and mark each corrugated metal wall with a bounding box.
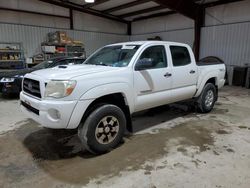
[130,14,194,47]
[0,23,129,58]
[73,30,129,56]
[73,11,127,34]
[200,22,250,67]
[130,28,194,47]
[200,0,250,85]
[3,22,249,66]
[200,21,250,85]
[131,14,194,35]
[205,1,250,27]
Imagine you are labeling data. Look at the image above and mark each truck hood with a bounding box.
[30,65,120,80]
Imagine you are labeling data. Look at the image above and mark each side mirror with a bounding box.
[135,58,153,71]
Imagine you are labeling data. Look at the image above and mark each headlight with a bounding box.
[0,77,15,83]
[45,80,76,98]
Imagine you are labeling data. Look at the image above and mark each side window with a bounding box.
[136,45,167,70]
[170,46,191,67]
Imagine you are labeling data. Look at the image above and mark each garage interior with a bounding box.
[0,0,250,187]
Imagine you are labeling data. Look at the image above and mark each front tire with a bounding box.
[78,104,126,154]
[197,83,217,113]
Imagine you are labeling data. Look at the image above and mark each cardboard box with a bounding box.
[42,45,56,53]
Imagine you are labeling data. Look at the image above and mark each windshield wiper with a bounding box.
[84,62,111,66]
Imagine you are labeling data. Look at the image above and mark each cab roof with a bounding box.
[107,41,189,47]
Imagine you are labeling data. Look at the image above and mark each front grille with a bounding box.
[23,78,41,98]
[21,101,39,115]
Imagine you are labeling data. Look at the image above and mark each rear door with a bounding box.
[133,45,173,112]
[169,45,198,102]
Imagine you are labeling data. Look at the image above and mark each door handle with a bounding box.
[190,70,196,74]
[164,72,172,77]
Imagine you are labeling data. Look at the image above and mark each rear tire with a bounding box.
[197,83,217,113]
[78,104,126,154]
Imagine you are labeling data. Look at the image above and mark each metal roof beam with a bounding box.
[39,0,128,23]
[153,0,199,20]
[203,0,243,8]
[103,0,152,13]
[133,10,176,21]
[83,0,111,9]
[119,5,166,18]
[0,7,70,19]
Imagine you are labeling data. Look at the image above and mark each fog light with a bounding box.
[48,109,61,121]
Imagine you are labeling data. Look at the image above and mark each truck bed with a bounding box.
[197,61,224,66]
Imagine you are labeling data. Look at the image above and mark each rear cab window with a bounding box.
[170,46,191,67]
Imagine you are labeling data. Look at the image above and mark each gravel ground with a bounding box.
[0,86,250,188]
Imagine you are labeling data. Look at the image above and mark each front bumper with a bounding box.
[20,92,92,129]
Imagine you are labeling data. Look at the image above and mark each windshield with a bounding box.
[33,60,54,69]
[84,45,140,67]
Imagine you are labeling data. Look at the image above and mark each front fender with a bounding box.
[80,82,134,111]
[67,83,133,129]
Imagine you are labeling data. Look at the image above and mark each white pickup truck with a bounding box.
[20,41,225,154]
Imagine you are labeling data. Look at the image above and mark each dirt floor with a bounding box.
[0,86,250,188]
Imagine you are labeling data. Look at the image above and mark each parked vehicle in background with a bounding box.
[0,56,85,96]
[20,41,226,154]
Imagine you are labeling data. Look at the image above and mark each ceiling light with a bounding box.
[85,0,95,3]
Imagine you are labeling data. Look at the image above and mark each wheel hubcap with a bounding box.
[205,90,214,108]
[95,116,119,145]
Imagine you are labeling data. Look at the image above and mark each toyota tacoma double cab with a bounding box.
[20,41,226,154]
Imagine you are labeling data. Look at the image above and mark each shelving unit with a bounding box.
[0,42,25,69]
[40,31,86,60]
[41,43,86,60]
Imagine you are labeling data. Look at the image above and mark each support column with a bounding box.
[69,8,74,30]
[194,7,205,61]
[127,21,132,36]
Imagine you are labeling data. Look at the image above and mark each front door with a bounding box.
[133,45,173,112]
